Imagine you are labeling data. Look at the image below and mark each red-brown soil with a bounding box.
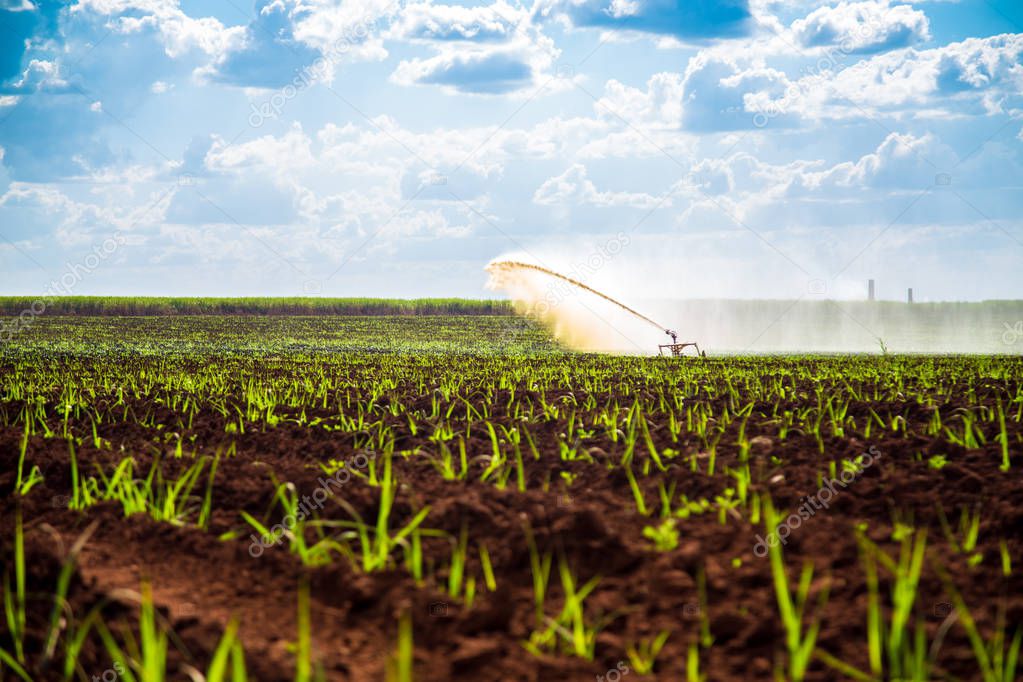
[2,360,1022,681]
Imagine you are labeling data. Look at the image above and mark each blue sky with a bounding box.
[0,0,1021,300]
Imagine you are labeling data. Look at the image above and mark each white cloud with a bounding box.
[786,32,1023,118]
[282,0,393,74]
[791,0,930,53]
[11,59,68,91]
[0,181,174,246]
[620,32,1023,132]
[390,46,552,95]
[387,1,566,94]
[595,73,685,127]
[794,132,944,189]
[72,0,391,88]
[316,113,611,177]
[204,125,317,173]
[287,0,394,49]
[386,1,525,42]
[533,163,665,208]
[74,0,245,59]
[674,53,798,130]
[1,0,36,9]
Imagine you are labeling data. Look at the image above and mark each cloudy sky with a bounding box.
[0,0,1021,300]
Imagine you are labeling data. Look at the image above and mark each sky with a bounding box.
[0,0,1021,301]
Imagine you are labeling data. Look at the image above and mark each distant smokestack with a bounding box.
[907,288,913,304]
[868,279,875,301]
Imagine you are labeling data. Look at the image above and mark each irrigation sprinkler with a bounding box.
[659,329,703,358]
[487,260,705,357]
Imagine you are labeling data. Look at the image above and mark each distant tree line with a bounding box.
[0,296,516,316]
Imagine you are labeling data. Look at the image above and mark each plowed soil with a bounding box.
[2,351,1022,682]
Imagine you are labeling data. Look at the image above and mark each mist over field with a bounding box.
[643,299,1023,354]
[486,258,1023,354]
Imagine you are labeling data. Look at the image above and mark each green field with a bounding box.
[1,312,1021,681]
[0,296,513,317]
[0,314,557,355]
[4,296,1020,354]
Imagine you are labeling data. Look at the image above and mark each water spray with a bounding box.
[486,260,704,356]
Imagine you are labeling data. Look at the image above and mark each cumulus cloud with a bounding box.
[392,49,546,94]
[388,1,562,94]
[202,1,319,87]
[0,0,62,86]
[0,180,174,246]
[604,31,1023,133]
[209,0,393,87]
[533,163,664,207]
[778,32,1023,118]
[595,72,685,127]
[791,0,930,54]
[74,0,244,60]
[204,125,317,172]
[7,58,69,91]
[732,133,946,193]
[794,132,949,190]
[681,55,798,130]
[660,132,977,232]
[73,0,392,89]
[388,1,524,42]
[153,121,489,260]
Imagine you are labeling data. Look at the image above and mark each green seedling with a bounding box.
[642,518,679,551]
[763,496,829,682]
[626,631,670,675]
[934,564,1021,682]
[2,507,27,667]
[524,553,604,660]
